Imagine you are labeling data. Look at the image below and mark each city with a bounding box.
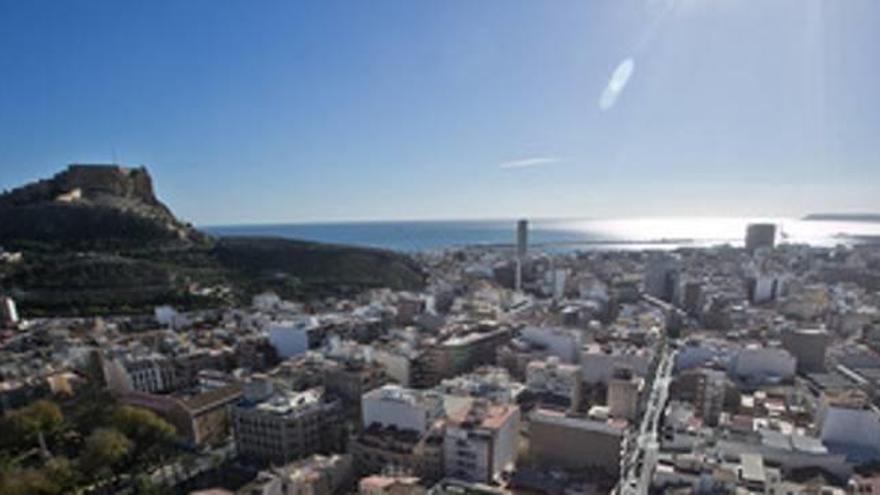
[2,210,880,494]
[2,1,879,494]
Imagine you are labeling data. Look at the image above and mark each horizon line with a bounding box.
[197,213,858,229]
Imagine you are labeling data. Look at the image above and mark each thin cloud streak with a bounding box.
[499,157,561,169]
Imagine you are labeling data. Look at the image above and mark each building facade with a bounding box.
[231,382,344,465]
[443,401,520,483]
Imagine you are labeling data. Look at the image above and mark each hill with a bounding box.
[0,164,207,247]
[0,165,425,315]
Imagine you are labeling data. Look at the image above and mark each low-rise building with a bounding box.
[729,346,796,385]
[231,380,344,465]
[105,351,180,394]
[349,423,445,482]
[268,319,320,359]
[359,474,426,495]
[323,359,387,421]
[362,385,445,435]
[443,400,520,483]
[353,385,448,481]
[437,367,524,405]
[528,408,626,476]
[581,343,652,385]
[121,382,243,448]
[520,326,582,363]
[525,357,581,411]
[816,390,880,463]
[237,454,353,495]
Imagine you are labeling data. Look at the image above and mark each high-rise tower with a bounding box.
[515,219,528,291]
[745,223,776,253]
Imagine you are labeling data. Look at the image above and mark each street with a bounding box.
[620,346,675,495]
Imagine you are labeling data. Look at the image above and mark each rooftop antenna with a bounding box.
[111,147,118,166]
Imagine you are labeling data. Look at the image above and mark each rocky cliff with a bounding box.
[0,164,204,246]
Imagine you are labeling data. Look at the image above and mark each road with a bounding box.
[619,346,675,495]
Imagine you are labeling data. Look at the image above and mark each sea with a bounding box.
[203,217,880,253]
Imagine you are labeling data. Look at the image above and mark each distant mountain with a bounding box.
[0,164,424,316]
[803,213,880,223]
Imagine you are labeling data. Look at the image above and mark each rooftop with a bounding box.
[530,407,626,435]
[238,387,328,416]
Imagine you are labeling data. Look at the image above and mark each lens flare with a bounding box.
[599,58,635,111]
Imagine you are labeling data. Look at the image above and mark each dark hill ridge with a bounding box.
[0,164,424,315]
[0,164,204,246]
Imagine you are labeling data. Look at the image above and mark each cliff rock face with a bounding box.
[0,164,204,245]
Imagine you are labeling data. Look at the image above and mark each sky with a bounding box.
[0,0,878,225]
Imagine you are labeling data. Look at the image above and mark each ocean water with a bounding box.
[204,217,880,253]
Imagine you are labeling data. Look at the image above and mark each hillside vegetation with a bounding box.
[0,165,425,315]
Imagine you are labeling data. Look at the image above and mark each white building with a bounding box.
[104,352,177,394]
[1,296,19,326]
[444,401,520,483]
[361,384,445,434]
[521,326,582,363]
[154,305,186,329]
[543,268,569,300]
[438,367,524,405]
[268,318,318,359]
[252,291,282,311]
[748,274,785,304]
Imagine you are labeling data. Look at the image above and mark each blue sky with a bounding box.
[0,0,877,225]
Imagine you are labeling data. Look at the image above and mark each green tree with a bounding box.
[80,427,132,480]
[0,466,62,495]
[133,474,173,495]
[111,405,175,461]
[5,400,63,456]
[43,456,76,493]
[69,387,118,433]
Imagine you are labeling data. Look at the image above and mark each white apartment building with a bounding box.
[267,318,318,359]
[361,384,445,434]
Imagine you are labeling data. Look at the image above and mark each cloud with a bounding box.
[499,157,561,169]
[599,58,635,111]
